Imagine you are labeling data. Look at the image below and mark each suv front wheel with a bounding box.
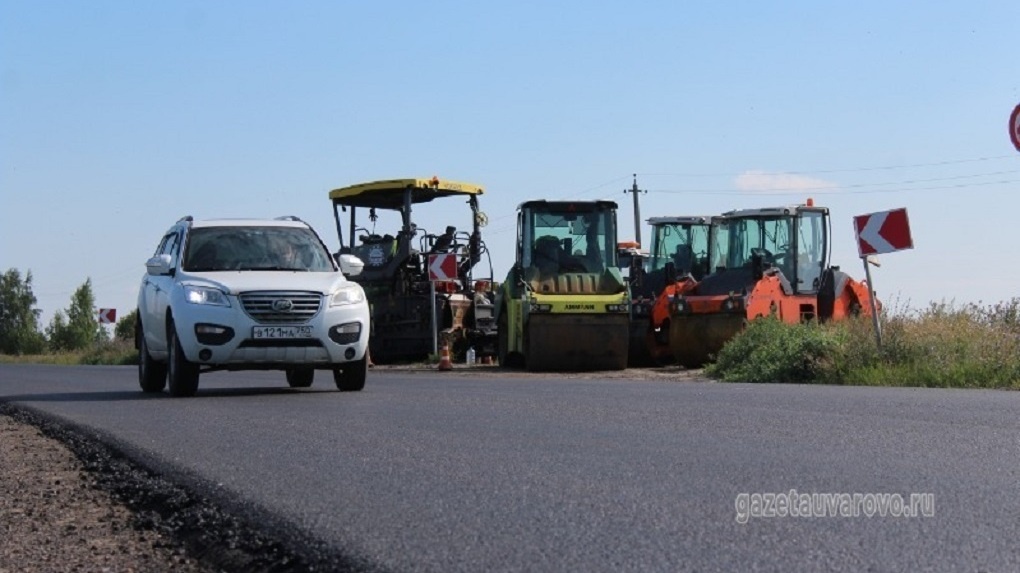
[137,323,167,393]
[167,319,200,397]
[332,357,367,392]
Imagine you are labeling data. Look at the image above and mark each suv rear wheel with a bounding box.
[285,367,315,388]
[167,319,200,397]
[332,357,367,392]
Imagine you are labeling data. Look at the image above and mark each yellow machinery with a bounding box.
[495,200,630,371]
[329,178,496,363]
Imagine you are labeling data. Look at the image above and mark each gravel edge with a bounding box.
[0,403,382,573]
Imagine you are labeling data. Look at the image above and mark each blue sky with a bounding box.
[2,1,1018,328]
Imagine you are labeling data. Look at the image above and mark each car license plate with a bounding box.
[252,326,313,339]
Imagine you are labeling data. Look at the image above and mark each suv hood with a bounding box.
[179,271,355,296]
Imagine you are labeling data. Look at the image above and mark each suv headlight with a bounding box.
[330,284,366,307]
[184,286,230,307]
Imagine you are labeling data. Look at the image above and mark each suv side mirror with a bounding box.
[336,253,365,277]
[145,254,173,276]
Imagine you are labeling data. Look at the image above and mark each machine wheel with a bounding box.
[285,367,315,388]
[497,311,509,366]
[333,357,367,392]
[137,328,167,393]
[167,320,200,397]
[497,311,523,369]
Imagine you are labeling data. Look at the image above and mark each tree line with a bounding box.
[0,268,135,355]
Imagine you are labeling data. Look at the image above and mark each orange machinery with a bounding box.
[667,200,875,368]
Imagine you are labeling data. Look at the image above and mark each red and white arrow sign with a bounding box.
[98,308,117,324]
[854,208,913,257]
[428,253,458,281]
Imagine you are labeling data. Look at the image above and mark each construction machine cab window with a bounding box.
[710,222,730,274]
[649,222,712,279]
[727,217,791,270]
[523,208,616,276]
[721,209,828,295]
[797,210,826,292]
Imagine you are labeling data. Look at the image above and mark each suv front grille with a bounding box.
[240,292,322,324]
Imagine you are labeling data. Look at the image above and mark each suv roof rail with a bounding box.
[177,215,193,223]
[275,215,305,223]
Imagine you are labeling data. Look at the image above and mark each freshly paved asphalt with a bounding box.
[2,364,1018,572]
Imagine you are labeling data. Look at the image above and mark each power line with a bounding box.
[638,154,1019,179]
[648,176,1015,195]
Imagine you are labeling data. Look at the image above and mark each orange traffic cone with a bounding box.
[437,343,453,371]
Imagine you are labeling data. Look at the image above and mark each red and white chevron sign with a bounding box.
[854,208,913,257]
[428,253,457,281]
[98,308,117,324]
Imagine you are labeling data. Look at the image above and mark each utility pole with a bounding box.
[623,174,646,246]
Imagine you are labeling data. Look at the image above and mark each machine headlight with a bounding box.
[530,303,552,313]
[330,284,366,307]
[184,286,230,307]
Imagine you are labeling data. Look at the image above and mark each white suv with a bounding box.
[136,216,370,397]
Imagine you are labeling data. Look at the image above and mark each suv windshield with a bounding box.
[183,226,335,272]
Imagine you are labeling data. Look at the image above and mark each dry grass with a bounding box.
[707,298,1020,388]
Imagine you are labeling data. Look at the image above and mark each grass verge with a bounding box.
[0,340,138,366]
[706,298,1020,388]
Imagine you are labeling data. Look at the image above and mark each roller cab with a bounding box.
[668,201,875,368]
[496,200,630,371]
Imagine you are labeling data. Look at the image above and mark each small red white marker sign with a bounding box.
[854,208,913,257]
[98,308,117,324]
[428,254,457,281]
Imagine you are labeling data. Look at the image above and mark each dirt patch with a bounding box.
[0,405,378,573]
[0,412,208,573]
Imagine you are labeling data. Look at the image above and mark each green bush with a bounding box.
[707,298,1020,388]
[705,316,842,383]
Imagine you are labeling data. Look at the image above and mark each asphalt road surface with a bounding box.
[2,364,1018,572]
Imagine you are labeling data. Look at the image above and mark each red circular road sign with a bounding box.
[1011,103,1020,153]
